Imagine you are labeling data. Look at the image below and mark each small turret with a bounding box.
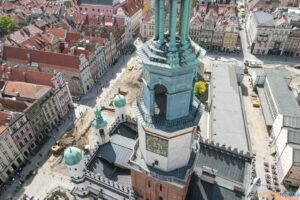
[64,146,85,179]
[113,92,126,121]
[88,108,109,151]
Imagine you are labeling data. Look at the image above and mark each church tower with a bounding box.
[130,0,204,199]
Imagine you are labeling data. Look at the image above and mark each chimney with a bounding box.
[70,46,75,55]
[26,53,31,65]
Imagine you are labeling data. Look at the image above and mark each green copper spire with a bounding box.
[92,108,107,129]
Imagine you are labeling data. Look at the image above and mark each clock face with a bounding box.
[146,134,168,157]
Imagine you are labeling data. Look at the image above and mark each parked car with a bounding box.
[244,59,262,68]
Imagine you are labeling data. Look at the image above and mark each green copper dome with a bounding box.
[114,95,126,108]
[63,146,83,166]
[92,108,107,129]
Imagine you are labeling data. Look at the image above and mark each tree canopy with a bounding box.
[64,1,72,9]
[194,81,207,96]
[0,16,17,36]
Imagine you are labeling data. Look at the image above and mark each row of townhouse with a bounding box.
[0,67,72,184]
[2,11,133,95]
[246,9,300,57]
[77,0,143,36]
[140,5,239,52]
[189,5,239,52]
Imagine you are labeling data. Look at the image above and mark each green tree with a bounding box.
[64,1,72,9]
[0,16,17,36]
[194,81,207,96]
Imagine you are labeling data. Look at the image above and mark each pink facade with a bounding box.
[79,3,122,17]
[52,72,73,118]
[11,115,36,158]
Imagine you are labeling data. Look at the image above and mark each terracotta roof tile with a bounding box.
[2,46,81,72]
[66,32,81,42]
[46,28,67,40]
[4,81,51,100]
[0,66,53,87]
[122,0,143,17]
[0,98,32,112]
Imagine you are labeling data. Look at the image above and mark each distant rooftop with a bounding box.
[252,11,275,27]
[78,0,114,6]
[209,64,249,152]
[3,81,51,100]
[264,68,300,117]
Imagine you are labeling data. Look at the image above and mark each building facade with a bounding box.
[247,10,300,56]
[7,112,36,158]
[0,112,25,185]
[2,46,94,95]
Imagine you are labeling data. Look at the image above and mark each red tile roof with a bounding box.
[122,0,143,17]
[84,35,105,46]
[4,81,51,100]
[62,47,91,57]
[45,28,67,40]
[0,66,53,87]
[0,98,32,112]
[2,46,81,72]
[2,1,15,11]
[66,32,80,42]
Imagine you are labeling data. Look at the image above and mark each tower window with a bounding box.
[159,197,163,200]
[148,180,151,188]
[154,84,167,118]
[160,184,162,191]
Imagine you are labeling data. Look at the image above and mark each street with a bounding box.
[0,48,136,199]
[0,110,76,200]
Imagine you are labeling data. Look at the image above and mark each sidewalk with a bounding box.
[0,111,75,200]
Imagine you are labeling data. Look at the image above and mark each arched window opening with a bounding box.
[154,84,167,118]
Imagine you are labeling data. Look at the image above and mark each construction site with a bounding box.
[44,56,143,176]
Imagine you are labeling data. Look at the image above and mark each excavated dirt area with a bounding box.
[46,56,143,173]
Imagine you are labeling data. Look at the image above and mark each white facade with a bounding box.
[52,72,73,118]
[88,126,109,151]
[68,159,86,180]
[129,8,143,35]
[115,106,126,121]
[79,55,94,93]
[138,120,194,172]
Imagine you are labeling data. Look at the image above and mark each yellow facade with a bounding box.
[222,32,238,52]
